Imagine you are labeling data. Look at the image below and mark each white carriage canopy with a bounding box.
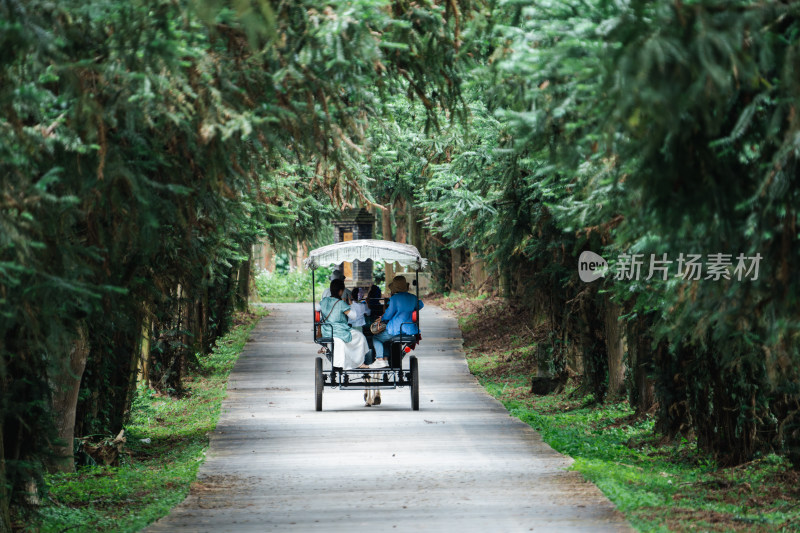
[304,239,428,271]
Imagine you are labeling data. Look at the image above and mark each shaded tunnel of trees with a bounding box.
[2,0,800,530]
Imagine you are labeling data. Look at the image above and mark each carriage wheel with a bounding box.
[315,357,323,412]
[410,355,419,411]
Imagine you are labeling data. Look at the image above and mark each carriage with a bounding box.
[304,240,426,411]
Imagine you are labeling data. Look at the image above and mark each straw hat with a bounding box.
[388,275,409,294]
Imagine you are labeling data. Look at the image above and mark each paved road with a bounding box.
[147,303,632,532]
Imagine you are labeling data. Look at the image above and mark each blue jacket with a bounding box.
[382,292,424,336]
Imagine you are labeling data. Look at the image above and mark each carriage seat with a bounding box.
[393,310,421,343]
[314,311,334,346]
[385,311,421,368]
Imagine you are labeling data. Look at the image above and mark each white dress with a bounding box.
[332,331,369,369]
[318,296,368,369]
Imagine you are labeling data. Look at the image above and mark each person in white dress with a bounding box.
[318,279,369,369]
[347,287,371,328]
[347,287,374,365]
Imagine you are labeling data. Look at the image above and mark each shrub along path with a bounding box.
[146,303,632,532]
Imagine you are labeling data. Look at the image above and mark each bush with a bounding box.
[254,267,331,303]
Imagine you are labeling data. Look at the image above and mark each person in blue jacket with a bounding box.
[369,275,423,369]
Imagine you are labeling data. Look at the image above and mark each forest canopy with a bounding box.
[1,0,800,530]
[0,0,470,527]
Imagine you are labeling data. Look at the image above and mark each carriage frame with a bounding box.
[305,240,426,411]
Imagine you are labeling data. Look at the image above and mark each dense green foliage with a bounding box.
[3,0,800,527]
[371,0,800,470]
[254,266,330,303]
[0,0,471,527]
[22,309,263,532]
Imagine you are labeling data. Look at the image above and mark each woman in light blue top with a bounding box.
[319,279,369,369]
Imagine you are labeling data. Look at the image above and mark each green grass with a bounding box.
[24,308,266,533]
[440,292,800,532]
[475,365,800,532]
[254,268,330,303]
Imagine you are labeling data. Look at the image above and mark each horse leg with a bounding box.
[364,375,375,406]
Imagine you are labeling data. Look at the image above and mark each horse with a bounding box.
[364,374,381,406]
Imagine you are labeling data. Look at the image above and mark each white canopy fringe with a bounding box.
[305,239,428,271]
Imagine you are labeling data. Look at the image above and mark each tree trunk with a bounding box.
[380,202,394,288]
[295,242,307,271]
[535,344,551,377]
[462,249,471,289]
[0,422,10,533]
[500,264,513,298]
[381,200,393,242]
[89,305,146,425]
[180,283,203,373]
[124,319,143,416]
[471,258,489,292]
[654,341,692,439]
[49,322,90,473]
[627,314,655,415]
[408,205,423,250]
[223,266,238,329]
[384,261,394,289]
[264,243,275,272]
[450,247,466,291]
[138,315,152,389]
[394,196,407,244]
[604,294,625,400]
[235,255,252,312]
[579,291,608,402]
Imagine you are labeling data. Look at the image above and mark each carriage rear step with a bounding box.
[326,384,409,390]
[324,371,411,384]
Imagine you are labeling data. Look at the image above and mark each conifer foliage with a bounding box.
[407,0,800,467]
[0,0,469,527]
[3,0,800,527]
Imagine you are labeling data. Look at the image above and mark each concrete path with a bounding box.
[146,303,632,532]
